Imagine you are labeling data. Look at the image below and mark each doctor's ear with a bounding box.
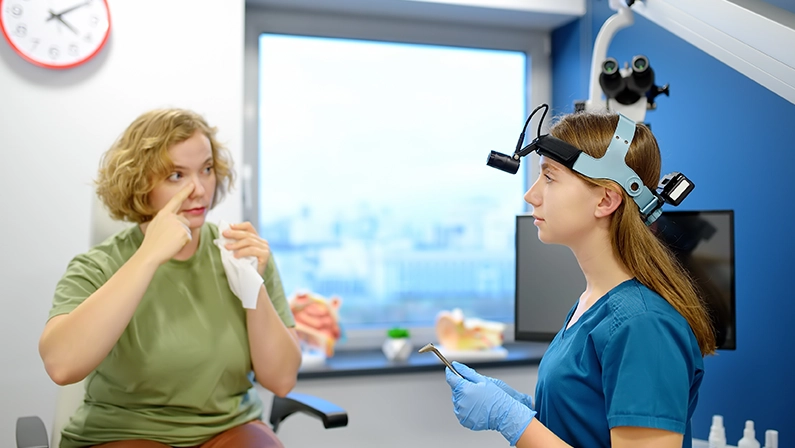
[595,186,624,218]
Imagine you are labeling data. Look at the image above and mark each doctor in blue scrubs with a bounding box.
[445,111,716,448]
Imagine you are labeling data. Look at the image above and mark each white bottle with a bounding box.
[763,429,778,448]
[737,420,761,448]
[709,415,727,448]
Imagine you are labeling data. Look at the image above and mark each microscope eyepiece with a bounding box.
[602,57,620,76]
[628,54,655,94]
[631,55,649,73]
[600,57,627,101]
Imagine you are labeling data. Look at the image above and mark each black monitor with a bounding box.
[514,210,736,350]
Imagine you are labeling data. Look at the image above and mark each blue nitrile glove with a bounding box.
[487,376,534,411]
[446,361,536,446]
[453,362,535,410]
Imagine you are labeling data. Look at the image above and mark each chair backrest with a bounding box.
[50,381,86,447]
[90,194,133,246]
[50,196,132,446]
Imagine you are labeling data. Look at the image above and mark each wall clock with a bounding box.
[0,0,111,69]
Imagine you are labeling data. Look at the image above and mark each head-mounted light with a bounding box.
[486,104,693,225]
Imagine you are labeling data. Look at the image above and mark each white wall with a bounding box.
[0,0,245,445]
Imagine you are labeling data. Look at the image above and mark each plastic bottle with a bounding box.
[737,420,761,448]
[709,415,727,448]
[763,429,778,448]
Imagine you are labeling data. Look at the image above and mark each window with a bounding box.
[246,9,551,346]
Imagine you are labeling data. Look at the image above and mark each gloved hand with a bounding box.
[452,362,535,410]
[446,361,536,446]
[485,374,534,411]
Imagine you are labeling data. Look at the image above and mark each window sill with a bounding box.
[297,341,549,379]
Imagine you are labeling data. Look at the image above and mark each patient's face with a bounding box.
[148,130,217,230]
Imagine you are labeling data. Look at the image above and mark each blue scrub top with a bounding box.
[534,279,704,448]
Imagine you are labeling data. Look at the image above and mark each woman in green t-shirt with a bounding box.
[40,109,301,447]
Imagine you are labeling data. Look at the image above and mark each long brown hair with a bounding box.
[550,112,716,356]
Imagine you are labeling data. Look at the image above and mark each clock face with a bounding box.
[0,0,111,69]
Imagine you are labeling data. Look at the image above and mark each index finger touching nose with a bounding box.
[165,183,195,213]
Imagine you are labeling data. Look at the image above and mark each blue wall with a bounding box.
[551,0,795,443]
[767,0,795,14]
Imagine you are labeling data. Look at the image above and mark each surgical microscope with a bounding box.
[575,0,669,124]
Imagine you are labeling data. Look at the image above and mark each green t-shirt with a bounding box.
[49,223,295,447]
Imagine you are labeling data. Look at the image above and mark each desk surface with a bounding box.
[297,341,548,379]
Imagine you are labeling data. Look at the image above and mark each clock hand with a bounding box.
[47,9,78,34]
[46,1,92,21]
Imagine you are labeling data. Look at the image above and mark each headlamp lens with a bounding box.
[486,151,520,174]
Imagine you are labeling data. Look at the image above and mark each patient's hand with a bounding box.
[221,221,271,276]
[139,183,195,265]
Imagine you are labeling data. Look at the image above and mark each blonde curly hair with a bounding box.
[95,109,235,223]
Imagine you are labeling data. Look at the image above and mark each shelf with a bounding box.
[297,341,548,379]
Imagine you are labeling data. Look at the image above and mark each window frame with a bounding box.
[244,6,551,350]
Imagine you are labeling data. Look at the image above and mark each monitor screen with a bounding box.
[514,210,736,350]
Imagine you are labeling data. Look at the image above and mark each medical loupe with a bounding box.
[486,103,694,225]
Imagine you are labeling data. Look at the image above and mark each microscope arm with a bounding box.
[586,3,635,111]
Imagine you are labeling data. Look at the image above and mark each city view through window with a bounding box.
[258,34,528,329]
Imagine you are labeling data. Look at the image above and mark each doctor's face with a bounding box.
[523,156,602,246]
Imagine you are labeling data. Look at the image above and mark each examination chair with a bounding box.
[17,197,348,447]
[16,379,348,447]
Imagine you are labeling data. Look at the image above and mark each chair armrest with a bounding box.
[16,416,49,448]
[269,392,348,432]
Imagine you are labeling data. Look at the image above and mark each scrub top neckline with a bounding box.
[562,278,638,338]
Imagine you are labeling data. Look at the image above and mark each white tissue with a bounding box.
[213,220,263,309]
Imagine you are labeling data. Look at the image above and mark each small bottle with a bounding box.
[737,420,761,448]
[763,429,778,448]
[708,415,727,448]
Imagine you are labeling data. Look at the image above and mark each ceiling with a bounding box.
[246,0,586,31]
